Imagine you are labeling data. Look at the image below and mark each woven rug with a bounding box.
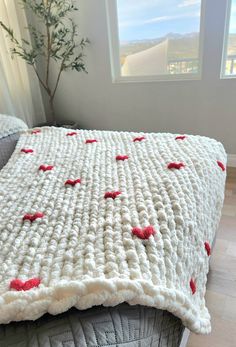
[0,127,226,333]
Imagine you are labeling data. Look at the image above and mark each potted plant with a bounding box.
[0,0,89,126]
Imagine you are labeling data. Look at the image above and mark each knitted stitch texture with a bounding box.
[0,127,226,333]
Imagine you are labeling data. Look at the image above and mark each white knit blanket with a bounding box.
[0,127,226,333]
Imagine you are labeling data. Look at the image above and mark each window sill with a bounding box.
[220,74,236,80]
[112,73,201,84]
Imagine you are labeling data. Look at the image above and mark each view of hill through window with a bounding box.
[117,0,202,76]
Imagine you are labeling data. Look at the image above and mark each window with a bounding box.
[107,0,204,81]
[222,0,236,77]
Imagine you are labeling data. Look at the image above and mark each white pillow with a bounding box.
[0,114,28,139]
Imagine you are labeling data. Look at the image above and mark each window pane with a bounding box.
[224,0,236,76]
[117,0,202,77]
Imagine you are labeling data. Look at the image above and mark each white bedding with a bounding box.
[0,127,226,333]
[0,114,27,139]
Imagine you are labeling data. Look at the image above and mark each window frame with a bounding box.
[106,0,206,83]
[221,0,236,79]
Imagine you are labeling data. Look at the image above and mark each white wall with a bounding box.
[53,0,236,154]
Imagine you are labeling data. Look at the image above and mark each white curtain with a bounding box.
[0,0,46,126]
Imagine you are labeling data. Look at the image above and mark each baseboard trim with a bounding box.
[228,154,236,168]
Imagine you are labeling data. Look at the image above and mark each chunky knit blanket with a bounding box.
[0,127,226,333]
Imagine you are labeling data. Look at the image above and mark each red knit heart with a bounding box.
[104,191,121,199]
[31,129,41,134]
[190,279,196,294]
[21,149,34,154]
[66,132,77,136]
[23,212,44,222]
[175,135,186,140]
[85,139,97,144]
[132,226,155,240]
[116,155,129,161]
[168,162,185,170]
[217,161,225,172]
[10,278,41,291]
[65,179,81,186]
[39,165,54,171]
[133,136,145,142]
[204,242,211,256]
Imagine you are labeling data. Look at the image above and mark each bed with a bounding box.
[0,115,226,346]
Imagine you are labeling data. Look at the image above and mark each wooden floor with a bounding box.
[187,167,236,347]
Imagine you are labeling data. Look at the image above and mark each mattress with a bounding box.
[0,129,185,347]
[0,304,184,347]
